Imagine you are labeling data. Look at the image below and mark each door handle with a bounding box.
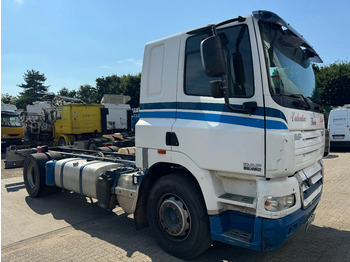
[166,132,179,146]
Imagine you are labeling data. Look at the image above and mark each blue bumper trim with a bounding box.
[210,194,321,250]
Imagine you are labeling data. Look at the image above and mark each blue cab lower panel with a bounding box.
[210,195,321,251]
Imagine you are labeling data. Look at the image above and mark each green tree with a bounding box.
[17,69,50,108]
[1,93,17,104]
[77,84,98,103]
[313,61,350,106]
[96,75,121,100]
[120,74,141,108]
[322,74,350,106]
[95,74,141,107]
[57,87,77,98]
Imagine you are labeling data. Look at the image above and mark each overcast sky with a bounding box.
[2,0,350,96]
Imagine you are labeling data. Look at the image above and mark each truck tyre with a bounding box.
[88,142,98,151]
[46,151,64,161]
[58,137,66,146]
[147,173,211,260]
[23,153,51,198]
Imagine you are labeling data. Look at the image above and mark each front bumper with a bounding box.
[330,141,350,148]
[1,139,24,150]
[210,193,321,251]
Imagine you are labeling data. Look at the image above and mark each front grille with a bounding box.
[295,161,323,208]
[294,130,324,172]
[8,134,20,137]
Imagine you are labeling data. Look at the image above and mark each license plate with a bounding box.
[305,213,315,230]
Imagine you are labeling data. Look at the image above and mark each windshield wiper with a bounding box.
[272,93,311,110]
[288,94,311,109]
[273,93,323,112]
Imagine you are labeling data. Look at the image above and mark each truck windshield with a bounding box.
[259,22,321,112]
[1,115,22,127]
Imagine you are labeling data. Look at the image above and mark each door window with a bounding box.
[185,25,254,98]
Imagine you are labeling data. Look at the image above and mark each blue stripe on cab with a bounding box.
[139,111,177,119]
[177,111,265,129]
[140,102,177,110]
[139,111,288,129]
[140,102,287,123]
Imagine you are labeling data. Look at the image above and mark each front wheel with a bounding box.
[147,173,211,260]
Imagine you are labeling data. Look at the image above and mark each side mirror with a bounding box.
[200,35,226,77]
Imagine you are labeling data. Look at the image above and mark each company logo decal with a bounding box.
[291,112,306,122]
[333,117,346,122]
[311,117,317,126]
[294,133,302,141]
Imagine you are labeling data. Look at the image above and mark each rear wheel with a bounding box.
[23,153,50,198]
[58,137,66,146]
[147,173,211,260]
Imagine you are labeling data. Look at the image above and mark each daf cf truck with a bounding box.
[23,11,325,259]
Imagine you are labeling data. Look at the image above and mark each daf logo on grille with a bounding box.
[294,133,302,141]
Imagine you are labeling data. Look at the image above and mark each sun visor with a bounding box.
[253,10,323,63]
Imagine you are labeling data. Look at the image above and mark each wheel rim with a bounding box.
[89,143,97,150]
[158,194,191,240]
[26,163,36,188]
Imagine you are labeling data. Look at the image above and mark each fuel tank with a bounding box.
[54,158,122,198]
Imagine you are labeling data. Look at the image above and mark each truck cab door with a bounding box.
[172,17,265,176]
[136,37,181,168]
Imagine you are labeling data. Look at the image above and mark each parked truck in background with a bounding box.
[100,95,132,132]
[22,11,325,259]
[328,104,350,148]
[54,103,108,148]
[22,101,56,144]
[18,95,134,149]
[20,98,118,149]
[1,109,24,150]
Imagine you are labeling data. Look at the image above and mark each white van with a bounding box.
[328,105,350,147]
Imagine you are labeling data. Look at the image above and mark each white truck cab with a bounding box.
[136,10,324,257]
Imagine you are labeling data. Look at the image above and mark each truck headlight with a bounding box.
[264,194,295,212]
